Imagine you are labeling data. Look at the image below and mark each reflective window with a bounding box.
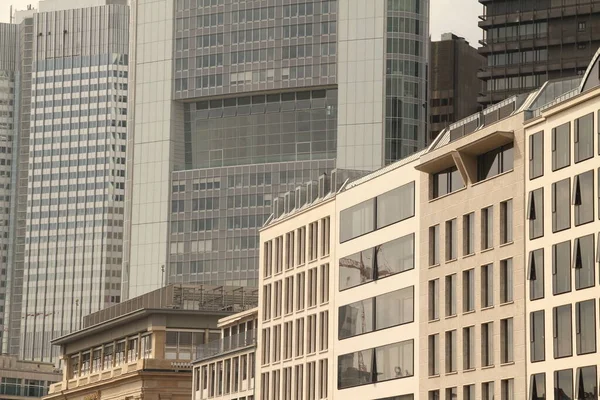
[529,373,546,400]
[529,130,544,179]
[500,199,513,244]
[500,258,513,303]
[574,170,594,226]
[481,263,493,308]
[553,240,571,295]
[338,298,373,339]
[428,279,439,321]
[339,199,374,242]
[429,225,440,265]
[463,268,475,312]
[463,326,475,370]
[576,365,597,399]
[552,178,571,232]
[445,219,457,261]
[463,212,475,255]
[552,122,570,171]
[477,143,514,181]
[576,299,596,355]
[553,304,572,358]
[445,274,457,317]
[481,206,493,250]
[574,234,595,290]
[428,334,439,376]
[376,182,415,229]
[528,249,544,300]
[575,113,594,163]
[445,330,457,373]
[481,322,493,366]
[432,166,464,198]
[530,310,545,362]
[527,188,544,240]
[554,369,573,400]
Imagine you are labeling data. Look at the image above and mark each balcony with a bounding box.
[195,330,256,362]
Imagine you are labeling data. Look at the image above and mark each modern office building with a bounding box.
[477,0,600,106]
[0,355,60,399]
[124,0,430,299]
[193,308,257,400]
[429,33,484,142]
[9,0,130,362]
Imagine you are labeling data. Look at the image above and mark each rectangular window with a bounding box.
[309,222,318,261]
[274,280,283,318]
[500,258,513,303]
[464,384,475,400]
[552,240,571,295]
[308,267,317,307]
[477,143,514,181]
[576,365,597,400]
[463,212,475,255]
[481,322,493,367]
[481,264,493,308]
[319,263,329,304]
[554,369,573,400]
[500,199,513,244]
[284,321,293,359]
[262,328,270,365]
[529,131,544,179]
[295,365,303,400]
[286,231,295,269]
[285,276,294,314]
[428,391,440,400]
[575,112,594,162]
[376,181,415,228]
[307,314,317,354]
[445,274,457,317]
[264,241,273,277]
[429,225,440,265]
[296,272,305,311]
[482,381,495,400]
[574,170,594,226]
[319,311,328,351]
[432,166,464,198]
[295,318,304,357]
[446,388,457,400]
[552,121,570,170]
[501,378,514,400]
[574,234,595,289]
[553,304,573,358]
[530,310,545,363]
[445,219,457,261]
[529,249,544,300]
[527,188,544,239]
[463,269,475,312]
[428,334,439,376]
[445,330,457,373]
[318,360,328,399]
[297,226,306,265]
[500,318,514,363]
[463,326,475,370]
[530,373,546,400]
[481,206,493,250]
[576,299,596,355]
[428,279,439,321]
[320,217,330,256]
[339,199,375,242]
[263,284,272,320]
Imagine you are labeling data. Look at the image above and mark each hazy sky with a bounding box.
[0,0,483,47]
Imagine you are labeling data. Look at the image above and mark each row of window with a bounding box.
[260,359,328,400]
[487,49,548,67]
[529,366,596,400]
[33,69,127,83]
[171,197,220,213]
[428,380,514,400]
[34,54,128,72]
[486,73,546,92]
[195,352,255,397]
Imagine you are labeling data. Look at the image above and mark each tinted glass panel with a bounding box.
[337,349,373,389]
[340,199,375,242]
[338,299,373,339]
[376,182,415,228]
[528,188,544,239]
[554,369,573,400]
[576,299,596,355]
[529,131,544,179]
[574,234,595,290]
[553,304,572,358]
[530,373,546,400]
[529,249,544,301]
[339,248,374,290]
[575,113,593,163]
[377,234,415,277]
[530,310,545,362]
[375,287,414,330]
[574,170,594,226]
[552,122,570,171]
[552,178,571,232]
[553,241,571,295]
[576,366,597,399]
[375,340,414,382]
[477,143,514,181]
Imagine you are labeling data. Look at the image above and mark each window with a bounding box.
[481,206,493,250]
[274,280,283,318]
[481,264,493,308]
[574,234,595,290]
[530,373,546,400]
[463,326,475,370]
[482,381,494,400]
[339,199,374,242]
[432,166,464,198]
[529,249,544,300]
[428,334,439,376]
[530,310,545,362]
[263,284,272,320]
[445,330,457,373]
[575,113,594,162]
[554,369,573,400]
[296,272,305,311]
[429,225,440,265]
[500,199,513,244]
[428,391,440,400]
[578,21,587,31]
[576,299,596,355]
[552,122,570,170]
[320,217,330,256]
[463,212,475,255]
[445,219,457,261]
[527,188,544,239]
[307,314,317,354]
[529,131,544,179]
[463,269,475,312]
[308,268,317,307]
[285,276,294,314]
[552,178,571,232]
[319,311,328,351]
[501,379,514,400]
[319,264,329,304]
[446,388,457,400]
[376,182,415,228]
[318,360,328,399]
[576,365,597,399]
[464,384,475,400]
[500,258,513,303]
[428,279,439,321]
[573,170,594,226]
[481,322,493,366]
[553,304,573,358]
[339,233,414,290]
[477,143,514,181]
[445,274,457,317]
[262,328,271,365]
[297,226,306,265]
[500,318,513,363]
[286,231,295,269]
[552,240,571,295]
[295,318,304,357]
[309,222,318,261]
[295,365,303,400]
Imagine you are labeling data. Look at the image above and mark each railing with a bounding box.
[195,330,256,361]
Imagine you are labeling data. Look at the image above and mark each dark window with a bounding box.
[500,199,513,244]
[428,279,439,321]
[576,299,596,355]
[573,170,594,226]
[376,182,415,229]
[445,219,457,261]
[574,234,595,290]
[500,318,513,363]
[530,310,545,362]
[463,269,475,312]
[500,258,513,303]
[429,225,440,265]
[463,326,475,370]
[463,212,475,255]
[576,366,597,399]
[428,334,439,376]
[552,240,571,295]
[445,330,457,373]
[527,188,544,239]
[575,113,594,162]
[481,263,493,308]
[339,199,375,242]
[554,369,573,400]
[529,131,544,179]
[481,206,493,250]
[337,348,373,388]
[552,178,571,232]
[481,322,493,366]
[552,122,570,171]
[528,249,544,300]
[432,166,464,198]
[338,298,373,339]
[553,304,572,358]
[477,143,514,181]
[529,373,546,400]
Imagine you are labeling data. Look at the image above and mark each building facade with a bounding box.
[477,0,600,106]
[193,308,257,400]
[0,355,60,399]
[429,33,484,142]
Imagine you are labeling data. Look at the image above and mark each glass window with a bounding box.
[428,391,440,400]
[481,264,493,308]
[500,318,513,363]
[337,349,373,389]
[339,199,374,242]
[463,269,475,312]
[576,299,596,355]
[529,130,544,179]
[463,212,475,255]
[527,188,544,239]
[500,258,513,303]
[445,330,457,373]
[529,249,544,300]
[573,170,594,226]
[339,248,374,290]
[553,304,573,358]
[501,378,514,400]
[428,279,439,321]
[575,113,594,163]
[574,234,595,290]
[576,365,597,399]
[429,225,440,265]
[432,166,464,198]
[500,199,513,244]
[428,334,439,376]
[445,274,457,317]
[376,182,415,228]
[530,310,545,362]
[477,143,514,181]
[553,240,571,295]
[554,369,573,400]
[552,178,571,232]
[482,381,494,400]
[463,326,475,370]
[552,122,570,170]
[530,373,546,400]
[445,219,457,261]
[481,206,493,250]
[446,388,457,400]
[482,322,493,366]
[464,385,475,400]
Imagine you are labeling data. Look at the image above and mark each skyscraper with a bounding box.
[8,0,130,362]
[124,0,430,299]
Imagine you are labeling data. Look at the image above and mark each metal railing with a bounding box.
[195,330,256,362]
